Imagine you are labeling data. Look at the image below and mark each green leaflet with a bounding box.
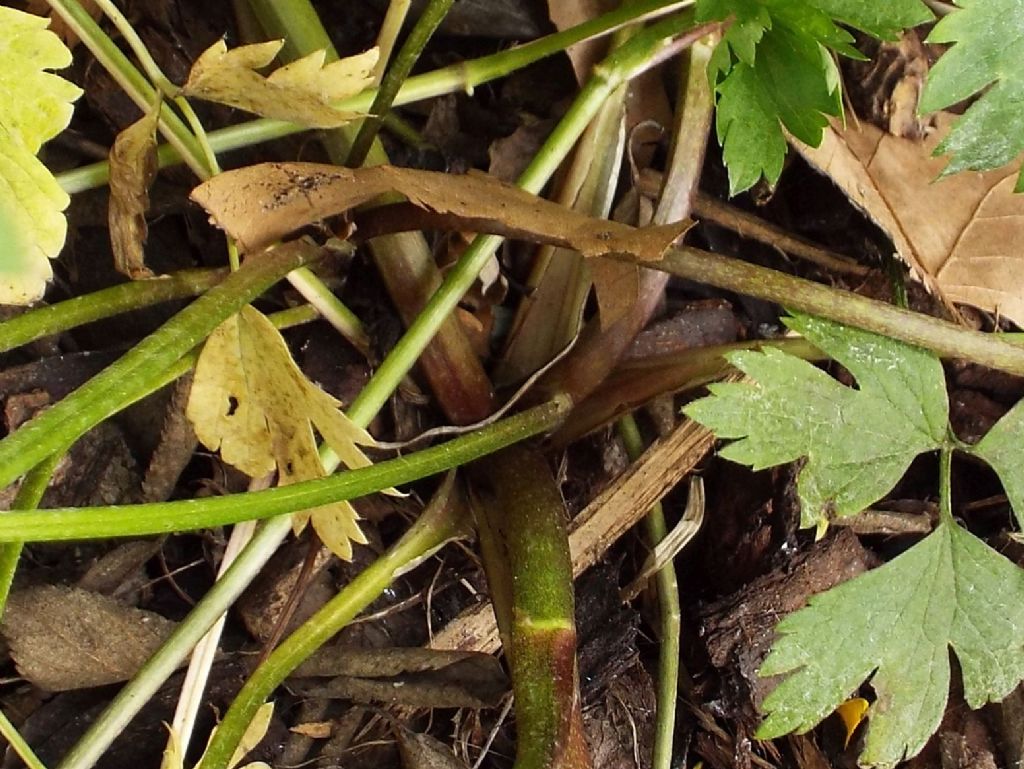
[685,313,1024,765]
[919,0,1024,191]
[758,520,1024,767]
[683,314,948,529]
[0,7,82,304]
[968,397,1024,528]
[697,0,932,194]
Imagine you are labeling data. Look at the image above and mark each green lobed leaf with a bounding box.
[698,0,932,194]
[683,313,948,529]
[713,64,786,195]
[757,520,1024,767]
[0,7,82,304]
[919,0,1024,189]
[809,0,933,39]
[709,21,843,196]
[968,397,1024,529]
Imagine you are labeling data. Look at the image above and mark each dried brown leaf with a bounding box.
[109,104,159,279]
[792,114,1024,325]
[190,163,686,261]
[396,727,471,769]
[290,646,507,709]
[3,585,177,691]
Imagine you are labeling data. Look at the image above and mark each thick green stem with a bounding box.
[0,242,322,490]
[470,447,588,769]
[197,474,471,769]
[0,397,569,542]
[55,0,690,194]
[0,269,225,354]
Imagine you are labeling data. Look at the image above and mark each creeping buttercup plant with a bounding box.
[2,1,1024,768]
[685,314,1024,766]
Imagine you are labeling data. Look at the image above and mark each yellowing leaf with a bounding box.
[109,103,160,279]
[181,40,377,128]
[186,306,373,558]
[162,701,274,769]
[0,7,82,304]
[227,701,274,769]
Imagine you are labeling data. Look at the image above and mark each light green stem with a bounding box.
[198,474,469,769]
[0,242,321,490]
[616,417,680,769]
[0,397,569,541]
[55,0,690,194]
[0,709,48,769]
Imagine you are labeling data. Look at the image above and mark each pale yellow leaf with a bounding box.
[187,312,274,478]
[161,724,184,769]
[228,701,275,769]
[0,6,82,304]
[109,103,159,279]
[186,306,374,558]
[791,113,1024,325]
[169,701,275,769]
[182,40,377,128]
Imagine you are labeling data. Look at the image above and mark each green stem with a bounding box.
[55,0,690,194]
[58,516,294,769]
[198,475,470,769]
[285,266,370,356]
[0,452,64,616]
[939,444,953,527]
[0,397,569,542]
[44,0,208,178]
[0,456,65,769]
[644,246,1024,377]
[346,0,455,167]
[346,11,696,425]
[0,709,48,769]
[471,447,585,769]
[616,417,680,769]
[0,242,322,490]
[0,269,225,354]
